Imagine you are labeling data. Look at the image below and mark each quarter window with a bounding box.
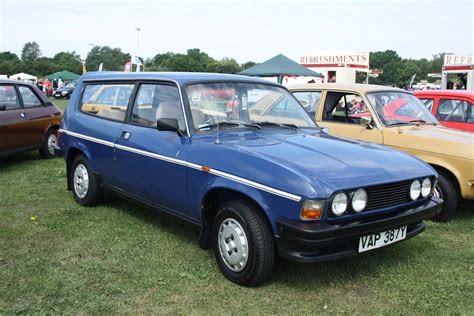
[418,98,435,112]
[0,85,20,110]
[18,86,42,108]
[130,84,185,129]
[437,99,470,122]
[80,84,134,121]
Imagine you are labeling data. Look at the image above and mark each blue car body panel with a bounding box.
[60,72,439,240]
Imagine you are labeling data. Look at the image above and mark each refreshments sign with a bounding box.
[444,55,473,65]
[300,53,369,67]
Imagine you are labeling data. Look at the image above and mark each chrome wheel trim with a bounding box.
[47,133,57,156]
[433,184,443,199]
[218,218,249,272]
[73,164,89,199]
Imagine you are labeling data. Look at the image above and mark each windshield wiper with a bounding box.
[408,119,428,124]
[197,121,260,131]
[253,121,298,129]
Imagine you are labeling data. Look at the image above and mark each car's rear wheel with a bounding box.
[432,171,458,222]
[71,155,103,206]
[39,129,57,159]
[213,200,275,287]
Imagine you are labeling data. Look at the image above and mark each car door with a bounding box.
[77,82,135,184]
[0,84,30,152]
[316,90,383,143]
[17,85,51,147]
[114,82,190,214]
[435,98,474,132]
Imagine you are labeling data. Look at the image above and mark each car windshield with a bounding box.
[186,82,317,131]
[367,91,439,126]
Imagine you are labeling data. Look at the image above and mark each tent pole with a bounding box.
[278,75,283,84]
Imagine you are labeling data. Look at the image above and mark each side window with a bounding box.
[292,91,321,117]
[323,92,371,124]
[418,98,434,112]
[81,84,134,121]
[0,85,20,110]
[18,86,42,108]
[437,99,469,122]
[130,84,184,129]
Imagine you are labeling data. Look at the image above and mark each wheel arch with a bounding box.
[429,163,461,198]
[198,187,272,250]
[65,147,88,191]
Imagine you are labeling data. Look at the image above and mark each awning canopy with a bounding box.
[46,70,80,81]
[9,72,37,81]
[239,54,323,83]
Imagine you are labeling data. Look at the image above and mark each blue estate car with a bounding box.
[57,72,442,286]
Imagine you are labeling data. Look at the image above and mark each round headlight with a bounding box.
[410,180,421,201]
[421,178,431,198]
[331,192,348,216]
[352,188,367,213]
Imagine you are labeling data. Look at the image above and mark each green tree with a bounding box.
[86,46,130,71]
[0,51,22,75]
[209,58,241,74]
[53,51,82,74]
[241,61,256,71]
[21,41,42,62]
[369,50,403,86]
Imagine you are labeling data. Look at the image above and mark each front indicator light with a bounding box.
[410,180,421,201]
[300,200,324,220]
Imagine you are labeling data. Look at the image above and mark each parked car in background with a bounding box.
[0,79,62,159]
[414,90,474,132]
[53,82,76,99]
[58,72,442,286]
[290,83,473,222]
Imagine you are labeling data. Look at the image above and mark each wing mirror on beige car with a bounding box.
[360,116,374,129]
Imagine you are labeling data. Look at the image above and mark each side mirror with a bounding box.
[157,118,183,136]
[0,104,5,111]
[360,116,374,129]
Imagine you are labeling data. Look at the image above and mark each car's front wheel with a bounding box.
[213,200,275,287]
[432,170,458,222]
[71,155,103,206]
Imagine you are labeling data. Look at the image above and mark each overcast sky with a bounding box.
[0,0,472,63]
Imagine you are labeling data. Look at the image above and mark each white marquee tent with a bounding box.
[9,72,37,82]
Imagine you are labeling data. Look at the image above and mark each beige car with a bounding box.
[289,83,474,221]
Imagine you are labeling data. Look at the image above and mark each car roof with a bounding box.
[82,71,281,86]
[0,78,36,86]
[413,90,474,99]
[288,83,404,93]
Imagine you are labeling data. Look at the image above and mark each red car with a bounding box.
[414,90,474,132]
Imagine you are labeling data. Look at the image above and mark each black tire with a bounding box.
[213,199,275,287]
[432,171,458,222]
[70,155,103,206]
[39,129,58,159]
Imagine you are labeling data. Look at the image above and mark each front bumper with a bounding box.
[275,197,442,263]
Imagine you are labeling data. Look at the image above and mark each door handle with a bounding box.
[121,131,131,140]
[20,112,27,118]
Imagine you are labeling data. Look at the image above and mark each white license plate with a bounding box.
[359,226,407,253]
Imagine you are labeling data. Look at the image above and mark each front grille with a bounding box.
[365,180,412,211]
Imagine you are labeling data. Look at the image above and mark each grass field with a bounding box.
[0,98,473,313]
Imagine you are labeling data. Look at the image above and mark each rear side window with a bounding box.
[18,86,43,108]
[437,99,470,122]
[80,84,134,121]
[0,85,20,110]
[292,91,321,116]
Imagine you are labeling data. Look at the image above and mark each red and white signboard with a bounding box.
[444,55,473,66]
[300,53,369,69]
